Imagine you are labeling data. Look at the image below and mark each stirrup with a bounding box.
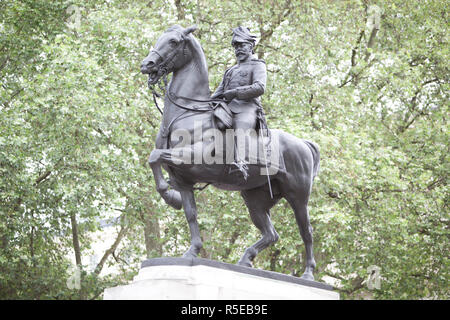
[230,159,249,180]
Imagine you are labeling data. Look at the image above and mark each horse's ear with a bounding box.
[183,25,197,36]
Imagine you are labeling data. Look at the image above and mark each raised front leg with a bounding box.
[148,149,182,210]
[179,188,203,258]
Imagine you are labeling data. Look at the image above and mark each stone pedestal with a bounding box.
[103,257,339,300]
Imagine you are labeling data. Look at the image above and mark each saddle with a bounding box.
[212,101,233,129]
[212,100,268,133]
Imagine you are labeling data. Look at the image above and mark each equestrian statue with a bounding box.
[140,25,320,280]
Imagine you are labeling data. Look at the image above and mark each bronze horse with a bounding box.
[140,25,320,280]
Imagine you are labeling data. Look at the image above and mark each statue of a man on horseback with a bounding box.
[140,25,320,281]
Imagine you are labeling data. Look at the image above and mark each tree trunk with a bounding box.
[70,211,86,299]
[143,212,162,258]
[174,0,185,21]
[94,225,128,275]
[70,212,82,266]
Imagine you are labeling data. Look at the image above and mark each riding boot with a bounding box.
[229,117,255,179]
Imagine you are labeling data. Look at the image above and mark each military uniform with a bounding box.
[211,26,269,177]
[211,59,267,130]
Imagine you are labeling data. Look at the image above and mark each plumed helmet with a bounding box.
[231,26,257,47]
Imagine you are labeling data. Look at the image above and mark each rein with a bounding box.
[147,32,227,115]
[149,83,222,115]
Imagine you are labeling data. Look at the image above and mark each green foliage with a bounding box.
[0,0,448,299]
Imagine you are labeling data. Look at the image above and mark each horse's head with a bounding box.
[141,25,198,86]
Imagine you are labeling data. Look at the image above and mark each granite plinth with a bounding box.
[103,257,339,300]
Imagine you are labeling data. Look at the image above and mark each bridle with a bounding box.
[147,32,225,115]
[148,36,187,84]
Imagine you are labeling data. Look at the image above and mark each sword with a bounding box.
[261,131,273,199]
[259,112,273,199]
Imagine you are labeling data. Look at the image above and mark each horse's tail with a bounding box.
[303,140,320,180]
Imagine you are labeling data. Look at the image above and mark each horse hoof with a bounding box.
[182,251,197,259]
[237,260,253,268]
[300,272,314,281]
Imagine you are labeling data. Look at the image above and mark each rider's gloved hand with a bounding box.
[223,89,237,101]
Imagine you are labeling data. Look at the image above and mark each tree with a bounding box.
[1,0,447,299]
